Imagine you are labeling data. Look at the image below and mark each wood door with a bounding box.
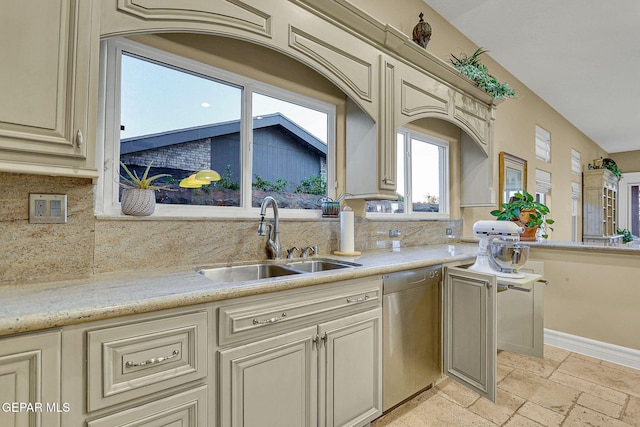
[443,266,497,402]
[219,326,318,427]
[318,309,382,427]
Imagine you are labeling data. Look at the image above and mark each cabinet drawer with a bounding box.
[87,311,208,412]
[87,385,207,427]
[219,279,381,347]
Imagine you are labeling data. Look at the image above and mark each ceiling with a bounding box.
[424,0,640,154]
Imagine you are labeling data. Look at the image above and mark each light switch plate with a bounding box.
[29,194,68,224]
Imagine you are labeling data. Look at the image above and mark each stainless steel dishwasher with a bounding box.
[383,265,442,411]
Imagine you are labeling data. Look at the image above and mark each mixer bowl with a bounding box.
[489,242,530,273]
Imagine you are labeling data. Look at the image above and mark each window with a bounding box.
[98,38,335,217]
[366,128,449,217]
[571,181,581,241]
[535,125,551,162]
[571,148,581,175]
[535,169,551,239]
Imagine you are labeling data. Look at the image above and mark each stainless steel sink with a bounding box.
[285,259,361,273]
[197,264,300,282]
[197,258,361,283]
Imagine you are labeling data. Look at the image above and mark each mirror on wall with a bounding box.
[499,152,527,204]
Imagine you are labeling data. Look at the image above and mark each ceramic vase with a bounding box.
[121,188,156,216]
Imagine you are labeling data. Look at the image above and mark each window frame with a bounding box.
[96,38,336,218]
[367,127,449,219]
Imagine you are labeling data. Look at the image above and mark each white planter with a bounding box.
[121,189,156,216]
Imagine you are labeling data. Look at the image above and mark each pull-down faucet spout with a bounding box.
[258,196,282,259]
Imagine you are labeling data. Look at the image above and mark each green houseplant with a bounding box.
[119,161,172,216]
[490,190,554,240]
[450,48,516,99]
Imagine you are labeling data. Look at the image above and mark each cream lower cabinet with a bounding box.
[61,308,210,426]
[443,263,544,402]
[218,278,383,427]
[0,330,62,427]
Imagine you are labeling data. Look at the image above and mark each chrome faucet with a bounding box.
[258,196,282,259]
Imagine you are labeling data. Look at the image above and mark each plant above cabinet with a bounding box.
[450,48,516,100]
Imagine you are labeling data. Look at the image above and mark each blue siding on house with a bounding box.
[252,127,323,189]
[121,113,327,190]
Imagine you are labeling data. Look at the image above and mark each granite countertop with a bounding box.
[461,238,640,255]
[0,243,478,337]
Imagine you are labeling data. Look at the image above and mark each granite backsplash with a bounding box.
[1,172,461,285]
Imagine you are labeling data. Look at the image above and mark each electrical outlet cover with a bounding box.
[29,194,67,224]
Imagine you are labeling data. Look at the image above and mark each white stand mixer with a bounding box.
[468,220,529,279]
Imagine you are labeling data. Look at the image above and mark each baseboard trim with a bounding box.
[544,329,640,370]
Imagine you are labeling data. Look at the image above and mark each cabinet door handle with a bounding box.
[346,295,369,304]
[75,129,84,148]
[507,285,532,293]
[125,350,179,368]
[252,312,287,325]
[312,333,327,348]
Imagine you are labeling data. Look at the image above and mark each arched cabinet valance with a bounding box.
[101,0,500,201]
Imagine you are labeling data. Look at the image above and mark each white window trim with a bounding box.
[368,128,449,219]
[96,38,336,219]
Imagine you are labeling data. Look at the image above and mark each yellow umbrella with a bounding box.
[179,169,222,188]
[179,174,210,188]
[195,169,221,182]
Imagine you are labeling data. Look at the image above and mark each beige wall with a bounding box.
[610,150,640,173]
[531,248,640,351]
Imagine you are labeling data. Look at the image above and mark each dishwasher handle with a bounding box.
[383,265,442,294]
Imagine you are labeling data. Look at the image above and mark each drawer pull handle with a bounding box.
[347,295,369,304]
[253,312,287,325]
[125,350,179,368]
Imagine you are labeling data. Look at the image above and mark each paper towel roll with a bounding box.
[339,207,355,253]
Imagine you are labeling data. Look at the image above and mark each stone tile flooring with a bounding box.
[372,346,640,426]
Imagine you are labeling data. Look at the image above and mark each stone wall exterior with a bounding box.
[121,139,211,171]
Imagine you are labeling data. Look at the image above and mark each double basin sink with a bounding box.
[197,259,362,283]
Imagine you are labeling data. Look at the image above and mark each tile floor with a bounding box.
[372,346,640,426]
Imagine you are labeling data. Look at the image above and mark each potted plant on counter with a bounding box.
[490,190,554,240]
[119,161,172,216]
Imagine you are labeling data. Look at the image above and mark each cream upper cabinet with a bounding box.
[0,0,100,177]
[0,330,62,427]
[99,0,501,201]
